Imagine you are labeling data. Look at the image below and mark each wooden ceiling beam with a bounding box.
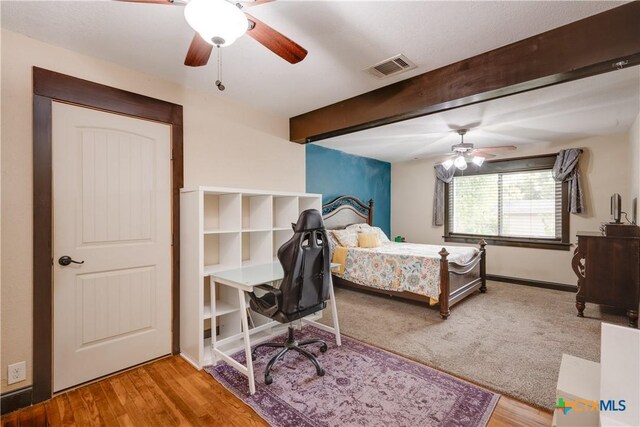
[289,2,640,144]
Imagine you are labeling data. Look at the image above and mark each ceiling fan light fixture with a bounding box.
[184,0,248,47]
[472,156,485,167]
[454,155,467,170]
[442,159,454,170]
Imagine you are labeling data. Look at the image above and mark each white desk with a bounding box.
[210,262,341,395]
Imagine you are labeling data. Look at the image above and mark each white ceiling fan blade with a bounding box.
[405,132,458,159]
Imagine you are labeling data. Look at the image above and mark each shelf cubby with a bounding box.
[204,232,241,274]
[242,194,273,231]
[242,230,273,266]
[273,196,299,228]
[216,311,242,341]
[213,282,241,316]
[180,187,322,369]
[203,193,241,232]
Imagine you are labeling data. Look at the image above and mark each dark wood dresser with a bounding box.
[572,231,639,328]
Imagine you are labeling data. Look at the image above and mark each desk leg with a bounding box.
[329,275,341,347]
[210,277,217,364]
[237,289,256,395]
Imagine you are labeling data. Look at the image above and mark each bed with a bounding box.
[322,195,487,319]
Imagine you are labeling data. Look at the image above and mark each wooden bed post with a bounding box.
[439,248,450,319]
[479,239,487,293]
[367,199,374,225]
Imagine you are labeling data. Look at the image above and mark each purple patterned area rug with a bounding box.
[205,326,499,427]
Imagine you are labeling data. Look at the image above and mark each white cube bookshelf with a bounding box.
[180,186,322,369]
[242,231,273,267]
[203,232,241,275]
[203,193,241,232]
[274,196,298,228]
[242,194,273,231]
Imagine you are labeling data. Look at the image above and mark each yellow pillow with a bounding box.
[358,232,381,248]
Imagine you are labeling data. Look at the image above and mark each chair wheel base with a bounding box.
[255,327,326,386]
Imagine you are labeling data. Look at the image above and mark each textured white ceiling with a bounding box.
[314,67,640,162]
[1,0,627,118]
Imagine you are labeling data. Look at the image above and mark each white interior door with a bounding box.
[52,102,172,392]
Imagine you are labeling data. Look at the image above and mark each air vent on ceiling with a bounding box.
[365,54,417,79]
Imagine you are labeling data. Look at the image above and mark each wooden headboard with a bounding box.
[322,195,374,229]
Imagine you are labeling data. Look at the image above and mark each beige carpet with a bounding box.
[318,281,627,410]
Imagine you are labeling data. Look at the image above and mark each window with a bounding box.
[444,155,569,250]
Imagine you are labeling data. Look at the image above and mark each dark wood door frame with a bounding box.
[32,67,183,404]
[290,2,640,143]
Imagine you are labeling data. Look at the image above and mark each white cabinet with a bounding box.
[180,186,322,369]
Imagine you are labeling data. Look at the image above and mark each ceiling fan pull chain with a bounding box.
[215,46,225,91]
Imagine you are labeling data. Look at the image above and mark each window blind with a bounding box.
[449,169,561,240]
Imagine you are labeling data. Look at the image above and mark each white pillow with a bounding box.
[332,229,359,248]
[370,226,390,243]
[346,223,371,232]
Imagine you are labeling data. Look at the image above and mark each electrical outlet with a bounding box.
[8,361,26,385]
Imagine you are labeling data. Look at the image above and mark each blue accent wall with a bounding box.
[306,145,391,236]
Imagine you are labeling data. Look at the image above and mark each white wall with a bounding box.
[392,133,632,286]
[0,30,305,393]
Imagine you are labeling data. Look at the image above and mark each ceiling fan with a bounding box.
[119,0,308,67]
[439,129,516,171]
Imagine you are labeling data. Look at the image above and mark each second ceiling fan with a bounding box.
[439,129,516,171]
[121,0,308,67]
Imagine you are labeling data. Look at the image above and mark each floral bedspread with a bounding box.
[334,242,479,299]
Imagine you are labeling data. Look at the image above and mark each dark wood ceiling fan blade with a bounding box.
[184,33,214,67]
[245,13,307,64]
[475,145,517,152]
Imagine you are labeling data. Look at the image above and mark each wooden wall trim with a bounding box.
[32,67,183,404]
[451,153,558,176]
[0,387,33,415]
[290,2,640,143]
[33,68,181,124]
[32,95,53,404]
[487,274,576,293]
[170,122,184,356]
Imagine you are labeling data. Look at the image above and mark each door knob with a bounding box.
[58,256,84,266]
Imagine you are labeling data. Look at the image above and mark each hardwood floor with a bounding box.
[1,356,552,426]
